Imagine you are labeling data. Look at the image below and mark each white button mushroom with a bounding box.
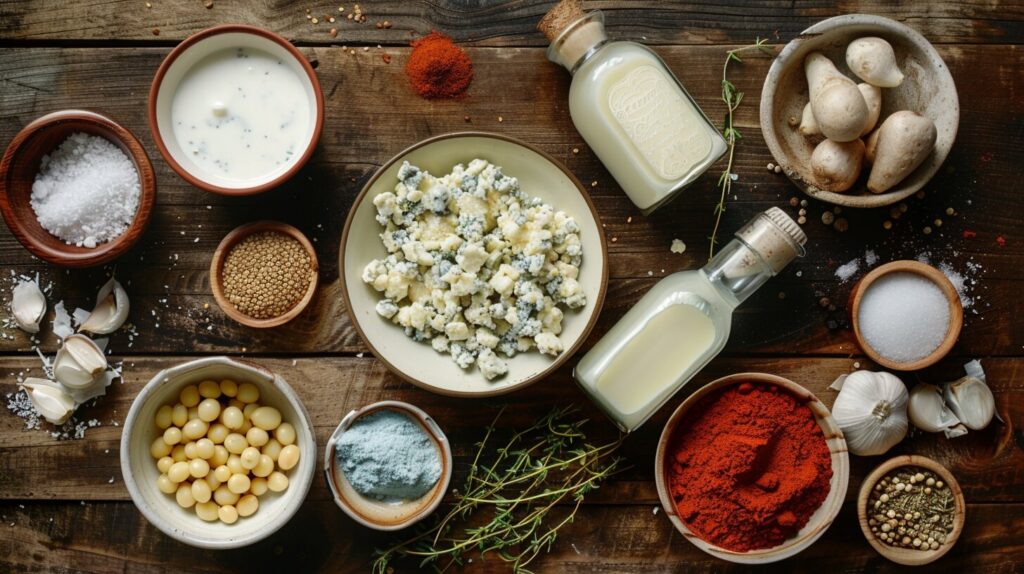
[867,111,937,193]
[847,37,905,88]
[804,52,870,142]
[810,139,865,193]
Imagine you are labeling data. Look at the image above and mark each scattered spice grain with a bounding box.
[221,232,313,320]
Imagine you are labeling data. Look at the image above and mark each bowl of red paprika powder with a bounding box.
[654,373,849,564]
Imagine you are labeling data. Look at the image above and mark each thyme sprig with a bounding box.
[708,38,775,260]
[372,406,624,574]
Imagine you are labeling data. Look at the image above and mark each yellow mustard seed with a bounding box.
[221,232,313,319]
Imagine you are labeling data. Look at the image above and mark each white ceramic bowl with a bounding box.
[324,401,452,531]
[120,356,316,549]
[339,132,608,397]
[760,14,959,208]
[148,25,324,195]
[654,373,850,564]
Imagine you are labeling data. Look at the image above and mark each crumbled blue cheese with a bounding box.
[362,159,586,380]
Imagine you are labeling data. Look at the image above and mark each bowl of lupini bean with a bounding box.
[120,356,316,549]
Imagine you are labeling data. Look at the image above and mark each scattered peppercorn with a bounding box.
[821,211,835,225]
[221,231,314,320]
[833,218,849,232]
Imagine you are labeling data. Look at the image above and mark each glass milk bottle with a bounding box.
[539,0,727,214]
[574,208,807,432]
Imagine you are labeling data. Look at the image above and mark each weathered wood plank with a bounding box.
[2,356,1021,503]
[0,500,1020,573]
[0,45,1019,355]
[1,0,1022,46]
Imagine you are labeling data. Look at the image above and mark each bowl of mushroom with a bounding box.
[760,14,959,208]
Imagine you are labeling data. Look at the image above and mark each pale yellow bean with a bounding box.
[227,454,245,475]
[214,485,240,506]
[274,423,296,446]
[187,406,199,421]
[245,427,269,448]
[157,474,177,494]
[191,478,212,503]
[155,405,173,430]
[183,419,209,441]
[171,445,187,462]
[228,398,245,410]
[197,398,222,422]
[162,427,182,446]
[218,504,239,524]
[242,403,259,421]
[189,459,210,478]
[183,441,198,460]
[237,383,260,404]
[220,379,238,398]
[267,471,289,492]
[240,447,261,470]
[171,404,188,427]
[195,438,215,460]
[207,423,229,444]
[214,464,232,483]
[249,477,269,496]
[252,455,275,478]
[176,484,196,508]
[179,385,200,408]
[198,380,221,399]
[150,437,172,459]
[237,419,252,435]
[206,472,222,491]
[251,406,282,431]
[221,406,244,430]
[262,439,282,461]
[157,456,174,474]
[224,433,248,454]
[236,494,259,517]
[278,445,300,471]
[228,473,251,494]
[195,501,219,521]
[211,445,229,467]
[168,461,190,483]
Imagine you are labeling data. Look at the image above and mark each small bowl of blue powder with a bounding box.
[324,401,451,530]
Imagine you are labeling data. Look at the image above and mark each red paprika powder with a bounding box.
[666,382,833,552]
[405,32,473,99]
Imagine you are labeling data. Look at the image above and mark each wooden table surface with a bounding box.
[1,1,1022,572]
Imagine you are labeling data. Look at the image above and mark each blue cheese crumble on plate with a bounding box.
[362,159,586,380]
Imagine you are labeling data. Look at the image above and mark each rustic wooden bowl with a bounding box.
[850,260,963,371]
[209,221,319,328]
[323,400,452,531]
[857,455,966,565]
[0,109,156,267]
[760,14,959,208]
[654,373,850,564]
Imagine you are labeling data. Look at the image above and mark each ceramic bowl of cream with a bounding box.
[324,400,452,531]
[149,25,324,195]
[120,356,317,549]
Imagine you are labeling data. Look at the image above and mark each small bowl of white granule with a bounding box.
[0,109,156,267]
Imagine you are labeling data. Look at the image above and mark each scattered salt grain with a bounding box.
[835,258,860,282]
[30,133,141,248]
[670,239,686,254]
[858,272,950,363]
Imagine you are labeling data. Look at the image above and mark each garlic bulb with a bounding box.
[20,378,76,425]
[11,278,46,334]
[79,277,129,335]
[831,370,909,456]
[54,334,108,389]
[943,360,995,431]
[908,383,967,437]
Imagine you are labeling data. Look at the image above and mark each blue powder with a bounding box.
[335,409,442,501]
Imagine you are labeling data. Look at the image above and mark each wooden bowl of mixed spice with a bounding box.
[654,373,850,564]
[857,455,965,565]
[210,221,319,328]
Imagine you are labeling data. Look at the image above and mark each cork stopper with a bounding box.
[538,0,585,42]
[735,207,808,274]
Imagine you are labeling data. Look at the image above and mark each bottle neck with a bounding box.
[701,237,776,305]
[546,11,610,74]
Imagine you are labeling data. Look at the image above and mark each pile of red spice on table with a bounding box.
[405,31,474,99]
[666,381,833,552]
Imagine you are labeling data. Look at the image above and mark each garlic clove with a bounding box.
[944,374,995,431]
[908,383,966,437]
[52,301,74,340]
[20,378,76,425]
[54,334,107,389]
[79,277,130,335]
[11,278,47,334]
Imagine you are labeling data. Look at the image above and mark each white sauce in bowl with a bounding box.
[170,47,312,182]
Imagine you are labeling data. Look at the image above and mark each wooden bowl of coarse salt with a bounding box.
[0,109,157,268]
[209,221,319,329]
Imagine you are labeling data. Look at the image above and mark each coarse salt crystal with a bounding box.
[835,258,860,282]
[858,272,950,363]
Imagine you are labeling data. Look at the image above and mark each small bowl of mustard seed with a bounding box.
[210,221,319,328]
[857,455,965,566]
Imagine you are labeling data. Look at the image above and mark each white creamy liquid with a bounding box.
[171,47,311,181]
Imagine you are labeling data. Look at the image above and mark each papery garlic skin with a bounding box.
[79,277,130,335]
[944,374,995,431]
[908,383,967,437]
[54,334,108,389]
[20,378,76,425]
[832,370,909,456]
[11,278,46,334]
